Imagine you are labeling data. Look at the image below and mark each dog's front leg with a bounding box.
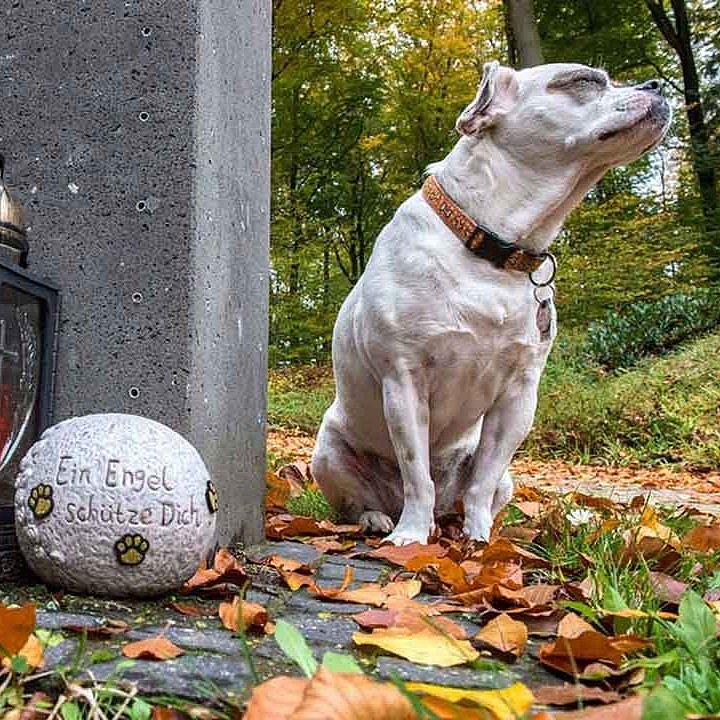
[463,376,540,542]
[381,372,435,545]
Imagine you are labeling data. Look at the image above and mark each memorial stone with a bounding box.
[15,414,217,597]
[0,0,270,551]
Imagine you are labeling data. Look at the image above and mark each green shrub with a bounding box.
[583,288,720,370]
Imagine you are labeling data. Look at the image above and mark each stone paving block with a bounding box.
[375,657,523,688]
[246,541,321,566]
[126,625,242,656]
[36,611,109,631]
[281,612,358,648]
[285,592,370,615]
[317,555,388,584]
[85,655,253,699]
[42,639,82,671]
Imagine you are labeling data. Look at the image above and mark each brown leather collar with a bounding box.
[422,175,547,274]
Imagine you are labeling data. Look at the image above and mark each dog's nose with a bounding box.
[638,79,662,94]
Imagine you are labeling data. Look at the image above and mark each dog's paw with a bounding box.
[359,510,394,535]
[463,511,493,543]
[383,523,431,546]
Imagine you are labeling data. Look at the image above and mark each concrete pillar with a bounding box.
[0,0,271,546]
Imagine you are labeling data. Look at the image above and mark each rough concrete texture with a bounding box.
[0,1,271,546]
[15,414,217,596]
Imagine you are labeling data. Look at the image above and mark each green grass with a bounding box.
[286,488,337,521]
[268,365,336,433]
[528,330,720,468]
[508,497,720,718]
[268,330,720,469]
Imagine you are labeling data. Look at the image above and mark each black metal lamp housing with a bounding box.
[0,155,60,579]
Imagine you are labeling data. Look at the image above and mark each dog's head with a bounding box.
[456,61,671,169]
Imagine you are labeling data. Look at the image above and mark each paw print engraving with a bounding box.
[28,484,54,519]
[206,480,219,514]
[114,534,149,566]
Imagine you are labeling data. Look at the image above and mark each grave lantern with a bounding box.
[0,154,60,578]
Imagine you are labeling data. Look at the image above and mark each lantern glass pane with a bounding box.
[0,285,42,506]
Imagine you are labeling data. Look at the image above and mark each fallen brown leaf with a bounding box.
[213,548,250,584]
[262,555,314,573]
[266,471,299,509]
[557,612,596,639]
[122,635,184,661]
[475,613,528,658]
[219,597,270,633]
[406,555,470,594]
[243,668,417,720]
[539,627,651,678]
[169,603,217,618]
[262,554,317,591]
[684,524,720,552]
[366,543,449,567]
[515,501,541,518]
[477,538,548,569]
[62,619,130,638]
[533,683,621,707]
[352,600,467,639]
[306,537,356,553]
[305,566,422,606]
[0,603,36,657]
[649,571,688,605]
[265,514,362,540]
[277,460,312,491]
[555,695,643,719]
[151,708,192,720]
[243,676,308,720]
[182,548,248,594]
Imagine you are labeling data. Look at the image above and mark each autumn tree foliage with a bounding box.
[271,0,719,365]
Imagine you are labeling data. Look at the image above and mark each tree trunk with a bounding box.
[288,86,302,294]
[644,0,718,251]
[322,235,330,307]
[503,0,544,69]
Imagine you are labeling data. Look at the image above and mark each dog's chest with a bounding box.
[424,283,554,430]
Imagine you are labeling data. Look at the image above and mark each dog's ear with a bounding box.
[456,61,518,136]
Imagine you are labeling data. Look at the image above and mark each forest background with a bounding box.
[268,0,720,470]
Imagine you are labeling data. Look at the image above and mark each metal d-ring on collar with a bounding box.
[528,252,557,288]
[530,252,557,306]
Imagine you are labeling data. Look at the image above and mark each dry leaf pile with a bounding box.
[6,457,720,720]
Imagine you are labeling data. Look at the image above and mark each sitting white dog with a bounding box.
[311,61,671,545]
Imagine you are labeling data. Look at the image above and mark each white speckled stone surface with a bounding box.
[14,414,218,597]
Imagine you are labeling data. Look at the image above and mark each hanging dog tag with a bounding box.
[536,298,553,342]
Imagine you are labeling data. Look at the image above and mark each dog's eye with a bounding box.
[573,74,607,89]
[548,72,608,95]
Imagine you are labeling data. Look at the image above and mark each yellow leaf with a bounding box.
[353,628,479,667]
[407,681,534,720]
[1,634,44,671]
